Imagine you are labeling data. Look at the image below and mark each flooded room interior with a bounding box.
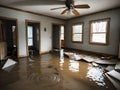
[0,0,120,90]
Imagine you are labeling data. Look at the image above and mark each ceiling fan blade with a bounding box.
[61,9,67,14]
[74,4,90,8]
[72,9,80,16]
[51,7,66,10]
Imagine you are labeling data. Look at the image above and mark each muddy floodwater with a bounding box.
[0,53,116,90]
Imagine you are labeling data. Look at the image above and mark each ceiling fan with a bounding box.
[50,0,90,16]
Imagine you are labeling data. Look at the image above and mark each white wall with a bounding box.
[0,7,65,57]
[65,8,120,55]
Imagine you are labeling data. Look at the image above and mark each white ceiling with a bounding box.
[0,0,120,20]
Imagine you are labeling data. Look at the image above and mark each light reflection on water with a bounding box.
[69,60,79,72]
[87,66,106,86]
[59,58,64,70]
[59,57,107,87]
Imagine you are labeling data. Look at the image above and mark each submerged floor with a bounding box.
[0,52,116,90]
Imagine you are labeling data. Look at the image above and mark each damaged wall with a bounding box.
[65,8,120,55]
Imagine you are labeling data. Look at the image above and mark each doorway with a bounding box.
[0,17,18,57]
[52,24,65,51]
[26,20,40,56]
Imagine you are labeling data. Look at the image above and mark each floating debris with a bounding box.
[107,70,120,81]
[69,54,81,60]
[115,62,120,70]
[94,59,118,65]
[92,62,99,67]
[65,52,119,65]
[100,56,113,60]
[105,65,115,71]
[2,58,17,70]
[82,56,97,63]
[105,73,120,90]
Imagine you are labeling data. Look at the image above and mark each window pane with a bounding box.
[28,39,33,46]
[61,26,64,40]
[28,26,33,38]
[12,26,16,32]
[73,34,82,42]
[61,34,64,40]
[90,18,109,45]
[92,34,106,43]
[61,26,64,33]
[92,21,107,33]
[73,25,82,33]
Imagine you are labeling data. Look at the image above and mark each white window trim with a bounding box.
[72,23,84,43]
[89,18,110,45]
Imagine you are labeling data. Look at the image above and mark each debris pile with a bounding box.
[64,52,118,64]
[64,52,120,90]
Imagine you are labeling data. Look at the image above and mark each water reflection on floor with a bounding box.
[0,53,116,90]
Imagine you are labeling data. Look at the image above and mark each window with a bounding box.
[72,23,84,43]
[60,25,64,40]
[28,26,33,46]
[90,18,110,45]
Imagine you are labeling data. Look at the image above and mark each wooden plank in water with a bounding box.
[107,70,120,81]
[105,73,120,90]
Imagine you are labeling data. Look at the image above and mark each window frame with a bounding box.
[89,18,110,45]
[72,22,84,43]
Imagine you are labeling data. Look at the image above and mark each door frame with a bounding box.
[25,20,40,56]
[0,16,19,57]
[52,23,65,51]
